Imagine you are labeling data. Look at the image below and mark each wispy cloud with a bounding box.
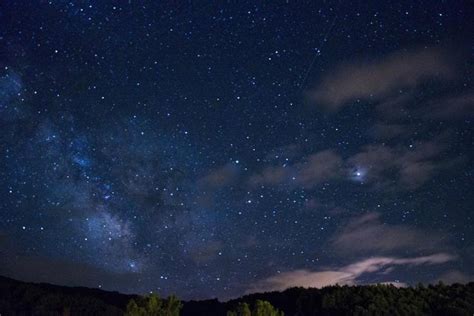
[347,136,463,190]
[371,122,411,140]
[330,212,448,255]
[249,134,462,191]
[424,92,474,121]
[199,163,240,188]
[249,150,342,188]
[307,48,455,111]
[248,253,455,293]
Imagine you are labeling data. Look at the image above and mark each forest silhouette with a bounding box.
[1,275,473,315]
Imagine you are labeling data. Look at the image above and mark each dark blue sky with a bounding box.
[0,1,472,300]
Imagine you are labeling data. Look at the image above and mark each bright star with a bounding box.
[350,167,367,183]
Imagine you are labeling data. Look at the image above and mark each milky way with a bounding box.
[0,1,473,300]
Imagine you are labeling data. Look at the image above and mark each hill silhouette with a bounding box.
[1,275,473,315]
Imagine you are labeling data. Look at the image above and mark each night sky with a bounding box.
[0,1,473,300]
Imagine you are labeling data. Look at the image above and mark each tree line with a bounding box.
[1,275,473,315]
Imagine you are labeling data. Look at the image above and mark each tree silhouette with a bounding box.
[1,276,474,315]
[125,293,182,316]
[227,302,251,316]
[252,300,284,316]
[227,300,283,316]
[164,295,183,316]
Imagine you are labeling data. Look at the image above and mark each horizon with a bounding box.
[2,273,471,302]
[0,1,472,301]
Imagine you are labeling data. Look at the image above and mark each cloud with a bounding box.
[199,163,240,188]
[307,48,455,110]
[371,122,411,140]
[294,151,343,187]
[435,270,473,284]
[347,136,462,189]
[248,253,455,293]
[374,94,413,121]
[330,212,447,255]
[250,270,354,293]
[249,150,342,188]
[195,163,241,208]
[249,165,291,187]
[424,92,474,120]
[376,91,474,123]
[250,135,462,191]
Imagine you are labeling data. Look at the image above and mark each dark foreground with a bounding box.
[1,275,473,315]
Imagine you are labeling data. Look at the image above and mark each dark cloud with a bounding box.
[198,163,240,188]
[374,94,413,121]
[248,165,290,187]
[194,163,241,208]
[250,134,462,191]
[307,48,455,110]
[424,92,474,121]
[294,151,344,187]
[348,136,463,190]
[249,150,342,188]
[330,212,449,255]
[371,122,411,140]
[374,90,473,125]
